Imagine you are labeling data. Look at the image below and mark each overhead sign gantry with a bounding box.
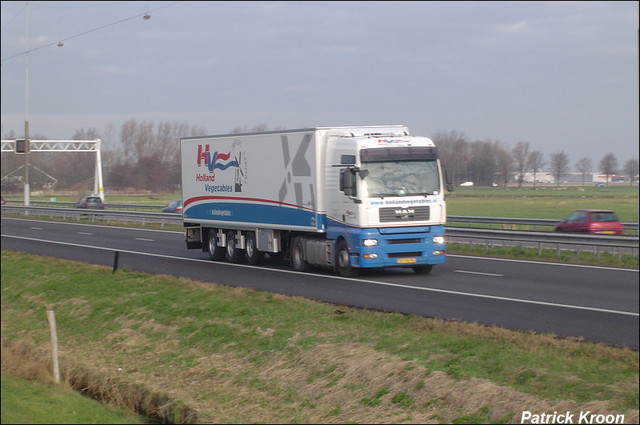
[1,139,105,202]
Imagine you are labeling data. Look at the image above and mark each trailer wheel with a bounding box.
[244,232,264,265]
[207,229,225,261]
[291,237,309,272]
[225,230,244,263]
[335,240,359,278]
[412,265,433,275]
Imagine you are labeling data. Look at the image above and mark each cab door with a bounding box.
[326,138,359,229]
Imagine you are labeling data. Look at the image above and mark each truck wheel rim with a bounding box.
[338,250,349,268]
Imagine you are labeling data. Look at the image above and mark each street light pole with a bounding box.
[24,1,30,206]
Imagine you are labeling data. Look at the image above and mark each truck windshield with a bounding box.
[362,160,441,197]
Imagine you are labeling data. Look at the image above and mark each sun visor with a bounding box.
[360,146,439,162]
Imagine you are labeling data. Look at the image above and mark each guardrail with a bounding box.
[448,215,638,232]
[9,200,165,211]
[1,205,181,227]
[445,227,638,259]
[2,205,638,258]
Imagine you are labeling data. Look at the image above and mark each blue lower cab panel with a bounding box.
[327,221,446,269]
[356,233,446,268]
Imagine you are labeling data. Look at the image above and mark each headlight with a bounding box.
[432,235,445,245]
[362,238,378,247]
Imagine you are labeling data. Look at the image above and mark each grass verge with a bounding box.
[1,250,638,423]
[1,371,145,424]
[448,243,638,269]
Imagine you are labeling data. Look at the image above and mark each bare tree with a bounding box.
[156,121,175,164]
[622,158,638,185]
[495,148,512,187]
[133,121,155,162]
[432,130,469,186]
[468,140,501,187]
[575,157,592,186]
[119,119,138,164]
[100,123,119,186]
[528,150,544,188]
[549,151,570,185]
[512,141,530,188]
[599,153,618,186]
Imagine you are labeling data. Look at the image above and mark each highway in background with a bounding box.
[2,217,638,349]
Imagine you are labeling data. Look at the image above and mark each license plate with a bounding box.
[601,231,615,234]
[398,258,417,264]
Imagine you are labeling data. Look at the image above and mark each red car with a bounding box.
[554,209,624,235]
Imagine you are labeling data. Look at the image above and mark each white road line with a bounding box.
[30,227,44,230]
[76,232,93,235]
[2,234,638,318]
[135,238,155,242]
[454,270,503,277]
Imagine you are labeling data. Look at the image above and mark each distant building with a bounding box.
[512,171,633,184]
[515,171,593,184]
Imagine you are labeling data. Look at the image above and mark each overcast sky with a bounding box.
[1,1,638,169]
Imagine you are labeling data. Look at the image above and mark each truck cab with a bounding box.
[323,129,448,276]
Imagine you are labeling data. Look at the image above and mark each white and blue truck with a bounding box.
[181,125,450,277]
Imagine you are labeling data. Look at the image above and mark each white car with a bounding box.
[459,181,474,187]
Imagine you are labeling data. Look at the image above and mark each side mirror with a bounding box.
[340,169,353,196]
[442,165,454,192]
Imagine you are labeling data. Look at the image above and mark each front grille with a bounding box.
[388,238,421,245]
[388,252,422,258]
[379,206,430,223]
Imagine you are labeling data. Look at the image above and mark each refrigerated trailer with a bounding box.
[181,125,450,276]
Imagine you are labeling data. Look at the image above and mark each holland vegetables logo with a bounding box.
[196,139,247,192]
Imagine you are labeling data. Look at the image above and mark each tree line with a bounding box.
[1,123,638,193]
[434,130,638,187]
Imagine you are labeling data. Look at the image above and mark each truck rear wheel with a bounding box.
[291,237,309,272]
[225,230,244,263]
[207,229,225,261]
[244,232,264,265]
[336,240,359,278]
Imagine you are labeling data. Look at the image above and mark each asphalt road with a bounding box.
[2,217,638,349]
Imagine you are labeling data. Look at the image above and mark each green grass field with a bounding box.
[446,185,638,223]
[1,251,638,424]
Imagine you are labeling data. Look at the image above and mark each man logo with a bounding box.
[395,208,415,219]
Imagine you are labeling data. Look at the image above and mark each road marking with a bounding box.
[76,232,93,235]
[454,270,503,277]
[30,227,44,230]
[135,238,155,242]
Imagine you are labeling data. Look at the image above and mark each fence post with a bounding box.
[46,310,60,384]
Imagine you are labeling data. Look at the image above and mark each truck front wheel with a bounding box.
[207,229,225,261]
[335,240,359,278]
